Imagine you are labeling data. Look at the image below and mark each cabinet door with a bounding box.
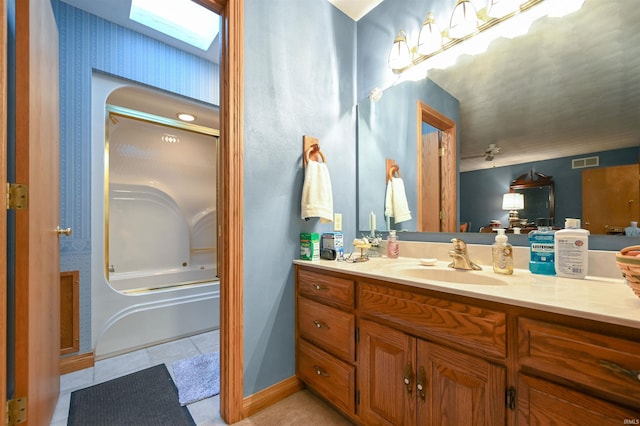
[518,374,640,425]
[417,340,506,426]
[358,319,416,426]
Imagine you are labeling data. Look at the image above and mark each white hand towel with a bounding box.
[385,177,412,223]
[301,161,333,223]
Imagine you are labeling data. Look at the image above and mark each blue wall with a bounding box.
[52,0,219,355]
[460,147,640,230]
[243,0,356,395]
[53,0,357,397]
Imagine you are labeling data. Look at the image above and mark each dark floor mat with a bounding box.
[67,364,195,426]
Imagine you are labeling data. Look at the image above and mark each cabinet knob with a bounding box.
[416,366,426,402]
[403,362,414,394]
[312,320,329,329]
[313,365,330,377]
[312,283,328,291]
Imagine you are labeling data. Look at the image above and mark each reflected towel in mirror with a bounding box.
[301,161,333,223]
[385,177,412,223]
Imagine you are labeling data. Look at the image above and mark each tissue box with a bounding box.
[322,232,344,258]
[300,233,320,261]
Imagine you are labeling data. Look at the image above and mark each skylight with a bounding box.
[129,0,220,51]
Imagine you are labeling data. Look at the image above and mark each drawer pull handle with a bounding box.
[599,360,640,382]
[313,284,328,291]
[403,362,414,394]
[416,366,426,402]
[313,365,330,377]
[313,320,329,329]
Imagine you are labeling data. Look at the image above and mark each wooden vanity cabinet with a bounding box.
[517,317,640,423]
[359,319,506,426]
[295,265,640,425]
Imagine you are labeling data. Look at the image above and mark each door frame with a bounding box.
[0,0,245,422]
[1,0,8,415]
[416,101,457,232]
[195,0,244,423]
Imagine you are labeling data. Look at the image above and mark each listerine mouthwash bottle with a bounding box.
[529,218,556,275]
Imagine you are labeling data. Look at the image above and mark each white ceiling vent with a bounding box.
[572,156,599,169]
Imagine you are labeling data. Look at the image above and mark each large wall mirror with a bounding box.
[357,0,640,248]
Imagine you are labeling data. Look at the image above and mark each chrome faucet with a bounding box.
[448,238,482,270]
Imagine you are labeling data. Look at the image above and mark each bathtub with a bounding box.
[109,265,217,293]
[92,270,219,359]
[91,77,221,360]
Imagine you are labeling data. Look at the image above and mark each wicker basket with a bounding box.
[615,245,640,298]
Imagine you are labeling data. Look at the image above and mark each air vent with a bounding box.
[572,156,599,169]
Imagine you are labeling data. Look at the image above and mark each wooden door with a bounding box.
[13,0,61,424]
[358,319,415,425]
[420,130,441,231]
[416,340,506,426]
[582,164,640,234]
[517,375,639,425]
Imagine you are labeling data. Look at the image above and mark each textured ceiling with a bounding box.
[426,0,640,171]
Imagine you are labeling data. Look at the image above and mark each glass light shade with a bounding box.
[417,12,443,56]
[449,0,479,39]
[502,192,524,210]
[487,0,521,19]
[546,0,585,17]
[388,31,412,71]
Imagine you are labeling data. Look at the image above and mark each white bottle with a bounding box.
[492,229,513,275]
[554,218,589,279]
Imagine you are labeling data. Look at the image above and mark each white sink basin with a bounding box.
[381,264,509,286]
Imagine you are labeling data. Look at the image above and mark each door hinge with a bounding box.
[6,397,26,426]
[6,183,28,210]
[439,147,445,157]
[355,327,360,343]
[505,386,516,411]
[439,210,445,220]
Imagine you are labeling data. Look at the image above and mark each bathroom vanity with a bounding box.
[294,257,640,425]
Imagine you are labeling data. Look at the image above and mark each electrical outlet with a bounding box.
[334,213,342,231]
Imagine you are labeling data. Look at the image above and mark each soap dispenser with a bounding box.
[492,229,513,275]
[387,230,399,259]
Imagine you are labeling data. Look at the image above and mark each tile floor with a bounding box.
[51,329,226,426]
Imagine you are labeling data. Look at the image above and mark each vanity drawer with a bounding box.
[518,317,640,408]
[358,282,507,359]
[297,268,354,310]
[297,296,355,362]
[297,338,355,415]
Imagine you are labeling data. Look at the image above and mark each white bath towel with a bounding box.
[301,161,333,223]
[385,177,412,223]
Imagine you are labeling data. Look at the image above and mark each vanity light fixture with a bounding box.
[388,0,585,75]
[388,31,412,71]
[417,13,443,56]
[177,113,196,122]
[502,192,525,228]
[449,0,480,39]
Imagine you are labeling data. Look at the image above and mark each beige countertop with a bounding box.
[294,255,640,330]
